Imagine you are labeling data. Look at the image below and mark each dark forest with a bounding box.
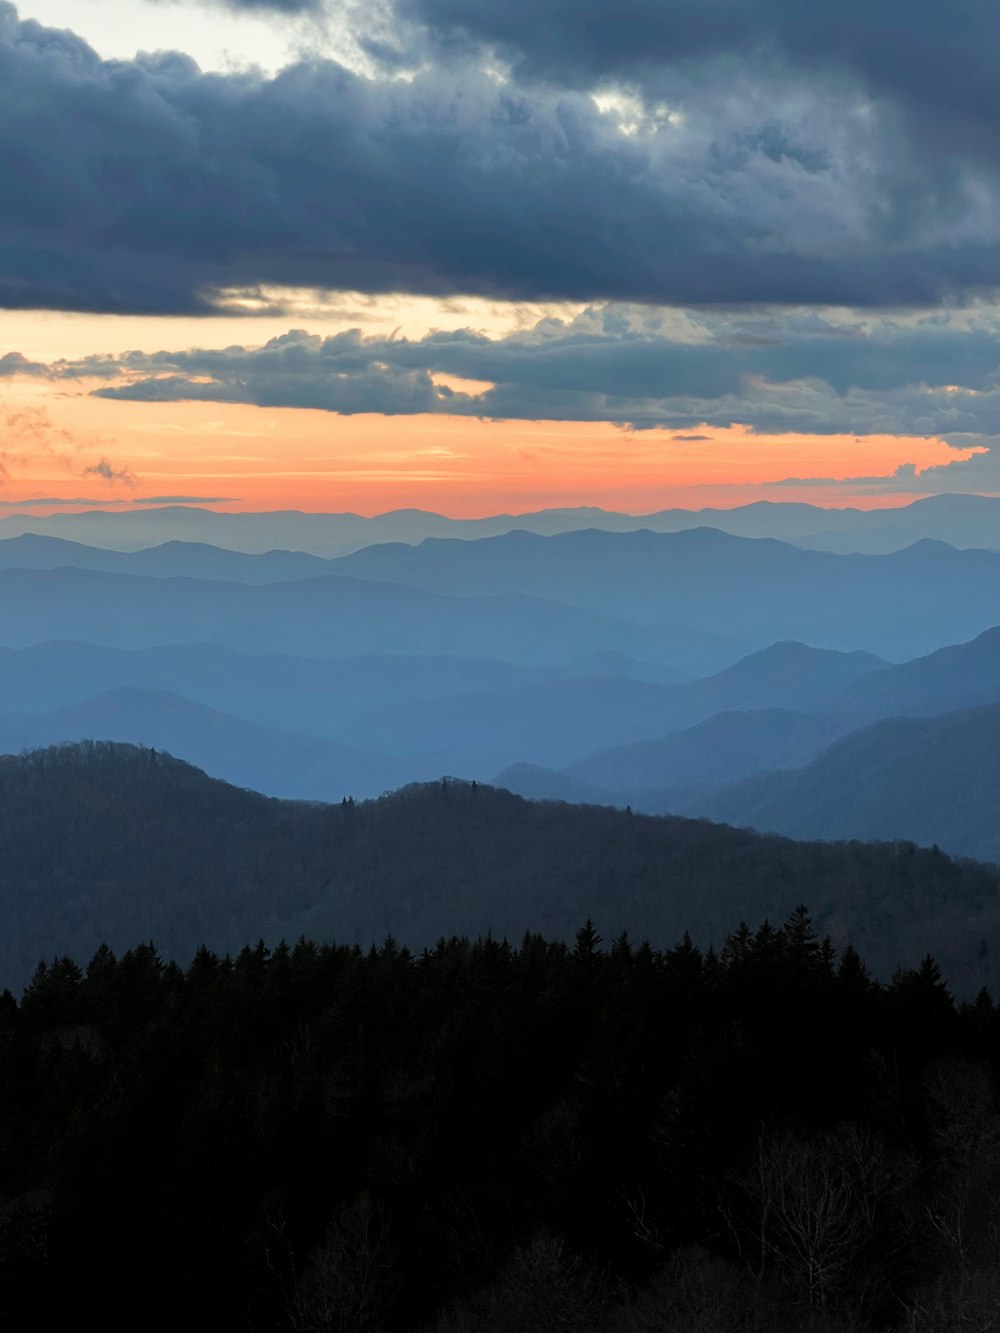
[4,907,999,1331]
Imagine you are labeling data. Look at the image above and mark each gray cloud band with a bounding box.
[3,3,1000,314]
[393,0,998,127]
[10,307,1000,489]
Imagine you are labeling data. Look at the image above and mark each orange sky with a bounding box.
[0,305,985,516]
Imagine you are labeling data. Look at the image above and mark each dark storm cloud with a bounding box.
[395,0,999,145]
[4,4,1000,315]
[159,0,320,9]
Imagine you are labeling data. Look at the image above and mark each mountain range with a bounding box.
[494,625,1000,863]
[2,492,999,554]
[331,528,1000,658]
[0,688,417,802]
[690,703,1000,865]
[5,527,1000,664]
[2,519,1000,867]
[0,565,735,670]
[0,640,685,738]
[341,641,883,776]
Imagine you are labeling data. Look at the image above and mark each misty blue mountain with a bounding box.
[1,492,999,554]
[2,510,1000,864]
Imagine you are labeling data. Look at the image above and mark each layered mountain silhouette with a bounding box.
[3,521,1000,881]
[339,675,702,774]
[3,529,1000,666]
[2,492,999,555]
[791,493,1000,553]
[342,641,883,775]
[0,533,330,583]
[0,688,417,801]
[494,628,1000,863]
[1,741,997,995]
[0,566,734,670]
[833,625,1000,718]
[332,528,1000,658]
[0,640,684,737]
[653,640,886,716]
[566,708,859,792]
[690,702,1000,864]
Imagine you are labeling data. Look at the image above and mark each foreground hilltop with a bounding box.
[2,741,998,993]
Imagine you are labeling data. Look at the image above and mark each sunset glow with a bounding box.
[1,301,990,517]
[0,371,980,516]
[5,1,1000,518]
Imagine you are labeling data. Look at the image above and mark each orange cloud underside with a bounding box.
[0,382,979,515]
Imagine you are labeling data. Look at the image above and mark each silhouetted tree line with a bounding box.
[2,910,999,1331]
[2,741,1000,995]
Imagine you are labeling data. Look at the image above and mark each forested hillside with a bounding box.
[2,742,1000,995]
[694,703,1000,864]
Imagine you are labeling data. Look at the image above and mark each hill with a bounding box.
[0,688,416,800]
[796,492,1000,553]
[0,742,998,993]
[339,641,883,775]
[0,534,330,583]
[0,640,685,737]
[691,702,1000,864]
[331,528,1000,659]
[566,707,858,793]
[834,625,1000,719]
[493,760,620,807]
[0,567,727,669]
[337,675,711,774]
[661,639,885,717]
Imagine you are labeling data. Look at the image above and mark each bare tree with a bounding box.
[733,1123,910,1316]
[288,1192,398,1333]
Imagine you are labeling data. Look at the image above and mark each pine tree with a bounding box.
[573,920,603,961]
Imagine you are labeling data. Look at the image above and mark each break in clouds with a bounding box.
[6,0,1000,491]
[11,305,1000,491]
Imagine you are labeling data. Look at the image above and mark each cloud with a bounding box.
[81,457,137,488]
[771,462,929,489]
[4,5,1000,313]
[42,302,1000,495]
[858,448,1000,494]
[53,306,1000,443]
[393,0,1000,171]
[131,495,242,504]
[0,496,130,507]
[0,400,75,481]
[150,0,321,9]
[0,352,50,378]
[765,452,1000,496]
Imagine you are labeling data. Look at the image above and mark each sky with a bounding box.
[2,0,1000,516]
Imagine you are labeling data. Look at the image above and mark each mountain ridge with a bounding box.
[686,701,1000,864]
[2,492,999,555]
[0,739,997,995]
